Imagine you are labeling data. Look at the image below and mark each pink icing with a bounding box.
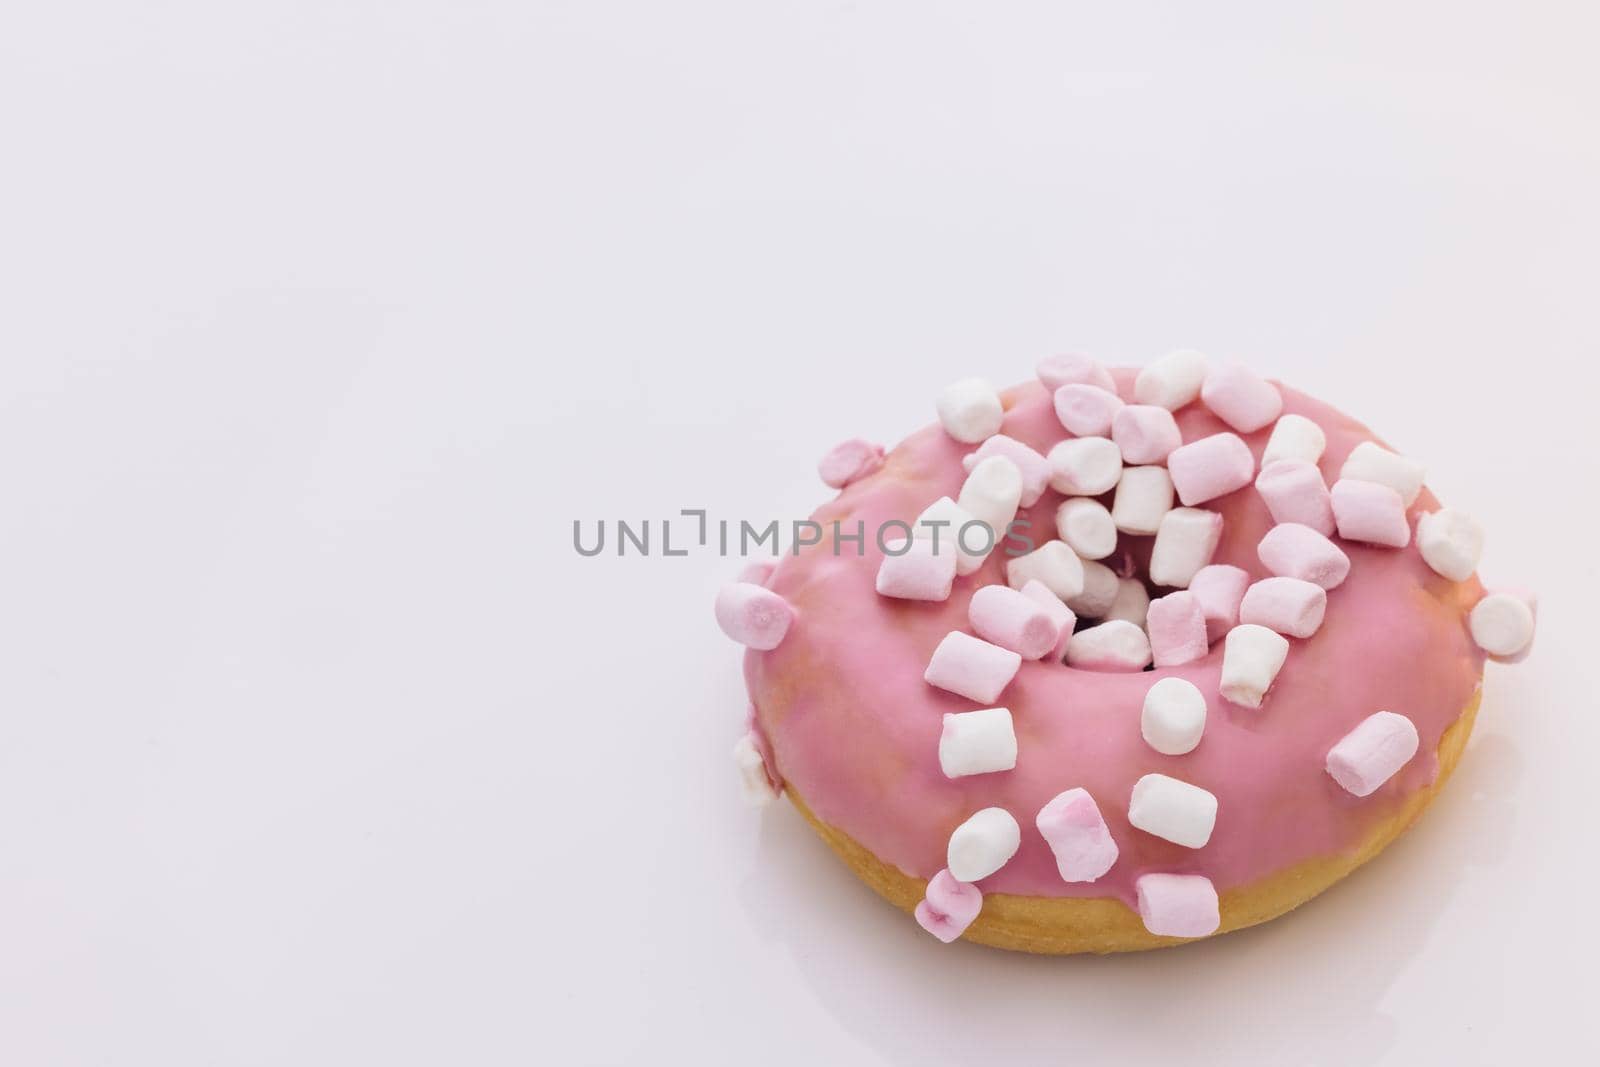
[743,370,1485,906]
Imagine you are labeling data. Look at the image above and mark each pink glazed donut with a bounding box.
[721,357,1532,953]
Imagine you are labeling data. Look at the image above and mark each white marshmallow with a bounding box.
[733,732,779,806]
[946,807,1022,882]
[1006,540,1086,601]
[1111,465,1174,536]
[1260,413,1327,468]
[924,632,1022,704]
[1148,507,1223,589]
[938,708,1018,778]
[1134,349,1208,410]
[1469,591,1537,660]
[1325,711,1420,797]
[1128,773,1217,848]
[936,377,1004,444]
[1340,441,1426,506]
[958,455,1023,541]
[1047,436,1123,496]
[1141,677,1208,756]
[1219,623,1290,709]
[1066,559,1120,618]
[1416,509,1484,581]
[962,435,1051,507]
[914,496,990,575]
[1056,498,1118,561]
[1065,620,1152,671]
[1106,577,1151,627]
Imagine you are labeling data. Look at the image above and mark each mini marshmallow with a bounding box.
[963,435,1051,507]
[1006,540,1086,601]
[925,631,1022,703]
[1020,580,1077,659]
[958,455,1024,540]
[938,707,1018,778]
[1128,773,1217,848]
[1239,576,1327,638]
[1036,789,1119,883]
[1255,459,1335,536]
[876,537,959,601]
[1047,436,1123,495]
[1136,873,1220,938]
[1331,478,1411,547]
[1112,404,1182,465]
[1054,383,1126,437]
[1146,591,1209,668]
[1416,509,1484,581]
[1142,677,1207,755]
[1325,711,1420,797]
[1200,363,1282,432]
[1106,577,1151,627]
[714,582,794,650]
[1149,507,1223,588]
[1167,432,1255,506]
[1340,441,1426,506]
[1261,413,1327,468]
[736,559,776,585]
[1220,623,1290,708]
[1257,522,1350,590]
[1189,564,1250,642]
[1065,620,1152,672]
[817,438,884,489]
[1111,466,1175,535]
[936,377,1004,444]
[946,807,1022,882]
[914,869,983,943]
[969,585,1059,659]
[1056,498,1117,560]
[1469,590,1537,661]
[733,732,779,806]
[914,496,990,576]
[1067,559,1121,618]
[1037,352,1117,392]
[1134,349,1208,410]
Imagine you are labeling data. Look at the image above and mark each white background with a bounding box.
[0,2,1596,1064]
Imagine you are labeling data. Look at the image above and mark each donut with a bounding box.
[719,353,1534,954]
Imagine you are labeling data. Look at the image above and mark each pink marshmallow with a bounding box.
[736,559,776,586]
[924,631,1022,703]
[1135,873,1220,938]
[1146,590,1209,667]
[714,582,794,650]
[1325,711,1420,797]
[1255,460,1336,536]
[1037,352,1117,393]
[968,584,1060,660]
[1035,788,1119,883]
[1238,577,1327,639]
[914,868,984,943]
[1054,383,1125,437]
[1200,363,1283,433]
[875,538,958,601]
[1331,478,1411,547]
[1167,432,1255,506]
[963,435,1051,508]
[1257,522,1351,590]
[1019,579,1077,659]
[1188,564,1250,643]
[1111,404,1182,464]
[817,438,884,489]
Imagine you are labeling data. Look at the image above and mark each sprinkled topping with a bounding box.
[1036,789,1119,883]
[1111,404,1182,465]
[962,434,1052,508]
[1200,362,1283,432]
[1134,349,1208,411]
[1331,478,1412,547]
[1257,522,1351,590]
[946,807,1022,882]
[1219,623,1290,708]
[914,869,983,943]
[968,585,1061,660]
[1149,506,1224,588]
[1047,435,1122,495]
[1055,497,1118,560]
[1064,620,1152,672]
[1260,412,1327,468]
[1167,431,1256,506]
[1136,873,1220,938]
[875,536,958,602]
[1416,509,1484,582]
[936,377,1004,444]
[1469,590,1537,661]
[1189,564,1250,642]
[714,582,794,650]
[1146,590,1209,668]
[956,454,1023,539]
[1111,465,1174,535]
[924,632,1022,704]
[1054,383,1125,437]
[1239,576,1328,639]
[1256,459,1336,536]
[1142,677,1208,756]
